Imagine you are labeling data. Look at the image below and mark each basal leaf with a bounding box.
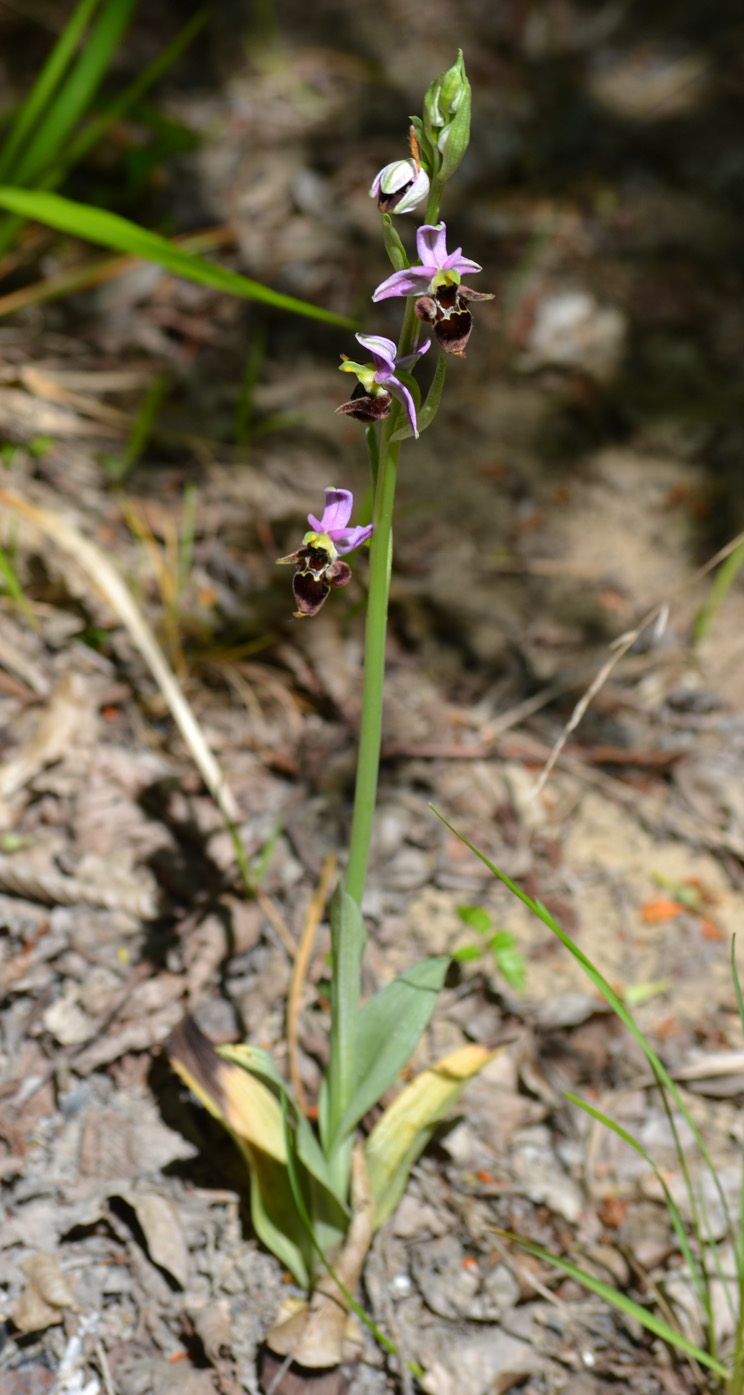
[220,1041,349,1216]
[335,955,449,1143]
[365,1042,496,1227]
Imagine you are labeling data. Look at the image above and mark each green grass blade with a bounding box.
[566,1092,706,1307]
[434,810,736,1245]
[0,187,356,326]
[106,369,167,481]
[0,0,103,181]
[234,318,267,446]
[697,1178,734,1343]
[494,1230,730,1381]
[11,0,139,188]
[693,539,744,645]
[0,537,37,629]
[57,9,207,178]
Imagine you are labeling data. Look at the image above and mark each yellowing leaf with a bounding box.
[166,1017,311,1286]
[167,1016,286,1161]
[364,1043,497,1227]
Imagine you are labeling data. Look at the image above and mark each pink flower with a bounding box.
[277,488,372,617]
[372,222,482,301]
[336,333,429,438]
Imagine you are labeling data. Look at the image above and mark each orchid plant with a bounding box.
[168,52,496,1384]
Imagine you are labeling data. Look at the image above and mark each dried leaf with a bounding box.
[11,1253,77,1333]
[131,1192,190,1287]
[189,1298,233,1364]
[0,672,91,801]
[22,1252,76,1307]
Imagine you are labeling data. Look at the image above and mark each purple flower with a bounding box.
[369,158,430,215]
[277,488,372,618]
[336,333,429,438]
[372,222,482,302]
[306,487,373,554]
[371,222,493,358]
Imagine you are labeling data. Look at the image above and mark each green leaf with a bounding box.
[218,1042,349,1216]
[0,187,356,327]
[381,213,409,271]
[11,0,138,188]
[334,955,449,1144]
[234,1140,312,1288]
[390,349,446,442]
[457,904,492,934]
[452,943,483,963]
[322,885,367,1154]
[167,1018,312,1286]
[493,1230,730,1381]
[0,0,103,182]
[489,930,526,991]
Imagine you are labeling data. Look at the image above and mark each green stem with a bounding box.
[344,290,426,907]
[424,178,445,226]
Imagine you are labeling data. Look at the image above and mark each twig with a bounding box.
[255,886,297,959]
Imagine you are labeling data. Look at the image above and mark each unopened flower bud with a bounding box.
[421,49,471,182]
[370,158,430,215]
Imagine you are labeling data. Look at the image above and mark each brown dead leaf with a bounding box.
[0,672,93,803]
[130,1191,190,1287]
[189,1298,233,1364]
[11,1253,77,1334]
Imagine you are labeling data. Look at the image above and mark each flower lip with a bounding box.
[372,221,482,303]
[415,281,494,358]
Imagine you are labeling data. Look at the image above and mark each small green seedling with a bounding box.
[454,904,526,991]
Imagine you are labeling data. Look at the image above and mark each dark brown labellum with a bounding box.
[292,555,352,617]
[415,283,493,358]
[335,384,392,425]
[415,284,472,358]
